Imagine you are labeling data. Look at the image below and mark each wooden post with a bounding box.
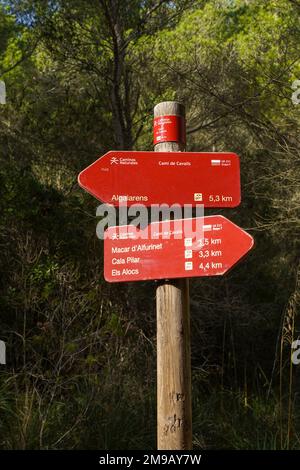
[154,101,192,450]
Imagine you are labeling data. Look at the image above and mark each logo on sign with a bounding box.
[110,156,138,166]
[194,193,203,202]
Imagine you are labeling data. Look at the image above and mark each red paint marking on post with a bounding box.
[153,115,186,145]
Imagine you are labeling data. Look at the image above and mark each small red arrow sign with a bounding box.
[78,151,240,207]
[104,216,254,282]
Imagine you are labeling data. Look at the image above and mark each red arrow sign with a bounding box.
[104,216,254,282]
[78,151,240,207]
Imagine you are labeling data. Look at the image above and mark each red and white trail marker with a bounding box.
[104,215,254,283]
[78,151,241,208]
[153,115,186,145]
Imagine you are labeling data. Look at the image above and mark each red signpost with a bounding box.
[78,100,254,451]
[78,151,241,207]
[104,216,254,282]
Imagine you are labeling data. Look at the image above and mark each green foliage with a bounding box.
[0,0,299,450]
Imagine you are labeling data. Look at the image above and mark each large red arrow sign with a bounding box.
[104,215,254,282]
[78,151,240,207]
